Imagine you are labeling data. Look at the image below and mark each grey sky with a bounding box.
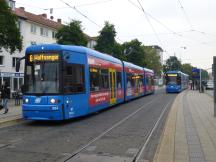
[16,0,216,70]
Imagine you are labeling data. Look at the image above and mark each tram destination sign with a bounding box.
[28,54,59,62]
[167,74,177,77]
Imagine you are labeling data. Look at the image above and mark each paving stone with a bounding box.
[190,157,205,162]
[189,151,205,158]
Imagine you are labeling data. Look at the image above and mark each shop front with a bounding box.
[0,72,24,98]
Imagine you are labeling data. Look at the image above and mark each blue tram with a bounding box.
[19,44,155,120]
[165,71,189,93]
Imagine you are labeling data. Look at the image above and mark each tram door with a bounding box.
[109,69,116,105]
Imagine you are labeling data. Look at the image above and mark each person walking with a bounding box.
[1,81,10,114]
[191,80,195,90]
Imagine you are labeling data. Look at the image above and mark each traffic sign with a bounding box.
[192,68,200,79]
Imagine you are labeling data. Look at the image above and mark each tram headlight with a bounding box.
[50,98,56,104]
[25,98,29,103]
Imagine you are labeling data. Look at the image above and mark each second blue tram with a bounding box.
[165,71,189,93]
[20,44,155,120]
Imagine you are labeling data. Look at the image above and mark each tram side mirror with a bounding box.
[16,59,20,72]
[15,56,25,72]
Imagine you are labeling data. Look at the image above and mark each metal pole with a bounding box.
[213,57,216,117]
[200,69,202,93]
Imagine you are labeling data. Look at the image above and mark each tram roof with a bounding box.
[166,70,188,76]
[26,44,122,65]
[123,61,144,71]
[144,68,154,73]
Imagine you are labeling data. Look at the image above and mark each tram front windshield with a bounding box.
[25,54,60,94]
[166,74,180,85]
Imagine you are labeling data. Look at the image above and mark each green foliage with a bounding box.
[123,39,145,67]
[95,21,116,55]
[112,42,127,61]
[201,69,209,80]
[0,0,22,54]
[55,20,87,46]
[163,56,181,72]
[143,46,162,76]
[181,63,193,79]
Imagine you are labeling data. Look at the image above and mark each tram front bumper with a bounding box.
[22,104,64,120]
[166,85,181,93]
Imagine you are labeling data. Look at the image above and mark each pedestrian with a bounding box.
[20,84,24,94]
[191,80,195,90]
[1,81,10,114]
[14,89,20,106]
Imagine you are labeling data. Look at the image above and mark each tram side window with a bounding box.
[146,76,149,85]
[100,69,109,90]
[151,76,154,86]
[177,76,181,85]
[117,72,122,89]
[90,67,100,91]
[127,73,134,88]
[139,75,144,87]
[64,64,85,93]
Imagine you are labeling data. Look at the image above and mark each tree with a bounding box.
[201,69,209,80]
[143,46,162,76]
[95,21,116,55]
[123,39,145,67]
[163,56,181,72]
[56,20,87,46]
[112,42,126,61]
[181,63,193,79]
[0,0,22,54]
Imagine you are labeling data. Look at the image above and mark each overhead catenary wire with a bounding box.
[177,0,194,30]
[136,0,164,49]
[17,0,113,11]
[127,0,183,38]
[59,0,123,43]
[59,0,102,28]
[127,0,216,47]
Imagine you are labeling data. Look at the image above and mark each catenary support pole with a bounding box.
[200,68,202,93]
[214,57,216,117]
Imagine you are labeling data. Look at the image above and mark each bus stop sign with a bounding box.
[192,68,200,79]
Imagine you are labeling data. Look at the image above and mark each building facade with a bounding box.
[2,0,96,95]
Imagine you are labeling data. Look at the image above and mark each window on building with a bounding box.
[0,56,4,65]
[8,1,15,10]
[12,57,19,67]
[52,31,56,38]
[13,78,18,91]
[31,41,37,45]
[40,27,48,37]
[31,24,36,34]
[64,63,85,93]
[17,21,21,31]
[19,78,24,88]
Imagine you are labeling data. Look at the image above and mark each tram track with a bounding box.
[0,88,177,162]
[132,100,172,162]
[63,93,174,162]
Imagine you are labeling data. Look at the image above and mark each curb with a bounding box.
[153,91,183,162]
[0,115,23,128]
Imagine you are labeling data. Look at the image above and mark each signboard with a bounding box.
[192,68,200,78]
[0,72,24,77]
[167,74,177,77]
[28,54,59,62]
